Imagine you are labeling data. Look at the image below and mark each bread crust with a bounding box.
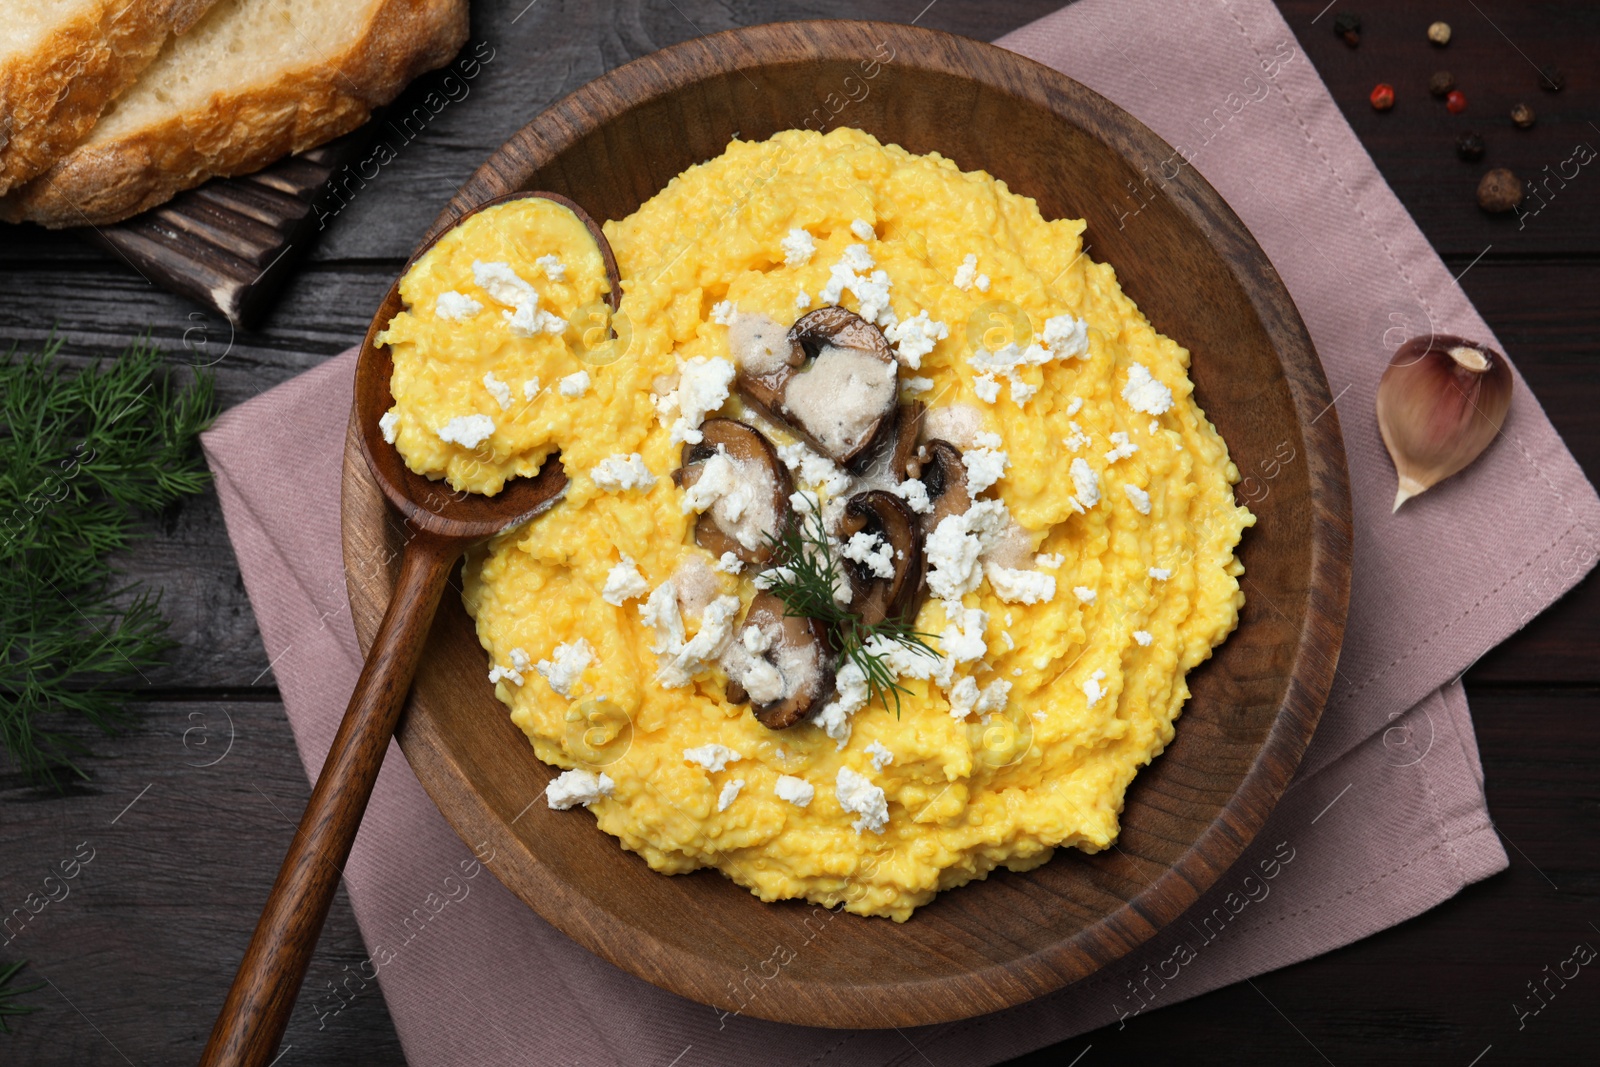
[3,0,468,227]
[0,0,217,194]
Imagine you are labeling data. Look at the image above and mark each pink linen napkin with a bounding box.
[201,0,1600,1062]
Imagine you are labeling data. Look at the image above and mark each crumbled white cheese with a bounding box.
[717,779,744,812]
[953,253,980,291]
[661,356,736,445]
[1066,396,1085,416]
[973,373,1000,404]
[775,440,852,498]
[1010,379,1038,405]
[482,371,512,411]
[1148,566,1172,581]
[1149,419,1161,434]
[680,449,776,553]
[1035,553,1064,570]
[602,556,650,606]
[437,414,495,448]
[714,551,744,574]
[1042,314,1090,359]
[1133,630,1153,646]
[590,453,657,493]
[818,246,895,328]
[975,273,991,292]
[558,370,591,398]
[976,678,1011,713]
[1073,586,1097,604]
[795,289,811,310]
[1070,457,1100,510]
[906,376,934,393]
[940,603,989,665]
[775,775,814,807]
[985,563,1057,605]
[523,377,541,401]
[866,740,894,772]
[1105,431,1139,464]
[546,768,614,810]
[781,227,816,267]
[836,767,889,834]
[1083,668,1107,709]
[1122,362,1175,415]
[640,580,686,653]
[814,659,869,748]
[535,639,594,698]
[948,676,980,718]
[841,530,895,579]
[379,410,399,444]
[710,300,736,326]
[1063,421,1089,452]
[850,218,876,241]
[891,477,932,514]
[1124,483,1152,515]
[653,594,740,688]
[487,647,531,687]
[435,290,483,321]
[472,260,535,306]
[503,300,567,337]
[884,311,949,370]
[964,445,1008,495]
[535,254,566,281]
[973,431,1003,449]
[683,743,743,773]
[925,501,1011,600]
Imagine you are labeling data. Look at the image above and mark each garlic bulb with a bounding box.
[1377,335,1512,511]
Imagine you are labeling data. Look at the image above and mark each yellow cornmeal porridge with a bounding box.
[377,128,1253,921]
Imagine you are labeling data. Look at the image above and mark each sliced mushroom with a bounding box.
[672,418,792,565]
[736,307,899,472]
[889,402,925,483]
[722,592,834,729]
[910,439,971,533]
[836,490,925,627]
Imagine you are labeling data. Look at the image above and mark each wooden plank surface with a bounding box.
[0,0,1595,1063]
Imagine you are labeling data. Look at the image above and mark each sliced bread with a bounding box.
[0,0,218,194]
[3,0,468,227]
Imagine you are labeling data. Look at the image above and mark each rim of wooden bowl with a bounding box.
[341,19,1351,1029]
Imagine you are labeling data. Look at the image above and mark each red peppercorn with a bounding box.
[1370,83,1395,110]
[1446,90,1467,113]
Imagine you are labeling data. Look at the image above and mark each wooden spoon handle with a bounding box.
[199,530,459,1067]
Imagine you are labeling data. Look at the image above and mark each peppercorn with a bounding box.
[1511,102,1536,129]
[1370,83,1395,111]
[1427,21,1452,46]
[1446,90,1467,114]
[1539,64,1565,92]
[1333,13,1361,47]
[1477,168,1523,213]
[1429,71,1455,98]
[1456,132,1486,161]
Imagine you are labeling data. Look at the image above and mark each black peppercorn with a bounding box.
[1456,132,1486,161]
[1333,13,1361,47]
[1429,71,1456,98]
[1538,64,1565,92]
[1477,168,1523,213]
[1510,102,1536,129]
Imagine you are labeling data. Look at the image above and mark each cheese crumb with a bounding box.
[379,410,399,444]
[973,373,1001,404]
[975,273,991,292]
[775,775,814,807]
[1035,553,1064,569]
[891,477,932,514]
[906,376,934,393]
[1042,314,1090,359]
[536,639,594,698]
[925,501,1011,600]
[472,260,535,306]
[884,311,948,369]
[535,254,566,281]
[435,290,483,321]
[559,370,591,398]
[523,377,541,401]
[1133,630,1153,646]
[590,453,657,493]
[836,767,889,834]
[1124,483,1152,515]
[781,228,816,267]
[661,356,736,445]
[504,300,567,337]
[850,218,876,241]
[683,743,742,773]
[964,445,1008,495]
[483,371,512,411]
[1073,586,1097,604]
[437,414,495,449]
[1149,567,1172,580]
[795,289,811,310]
[866,740,894,771]
[711,300,736,326]
[985,563,1057,605]
[1123,363,1175,415]
[976,679,1011,713]
[714,551,744,574]
[487,646,531,687]
[1083,668,1107,709]
[1105,431,1139,464]
[1070,457,1100,510]
[717,779,744,812]
[546,768,614,810]
[1066,396,1085,416]
[841,530,894,579]
[814,659,869,748]
[953,253,980,291]
[602,556,650,606]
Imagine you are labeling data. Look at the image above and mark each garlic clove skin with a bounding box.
[1377,334,1512,511]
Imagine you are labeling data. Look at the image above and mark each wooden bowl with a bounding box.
[340,20,1351,1029]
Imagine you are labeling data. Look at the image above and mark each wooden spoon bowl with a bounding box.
[340,20,1352,1031]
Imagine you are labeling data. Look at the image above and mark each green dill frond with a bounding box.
[0,960,43,1034]
[0,336,215,784]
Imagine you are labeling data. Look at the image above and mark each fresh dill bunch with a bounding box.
[0,960,42,1034]
[761,502,937,715]
[0,335,215,783]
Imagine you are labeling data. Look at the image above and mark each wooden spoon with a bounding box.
[199,191,621,1067]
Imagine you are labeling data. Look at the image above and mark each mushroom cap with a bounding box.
[672,418,793,565]
[726,592,835,729]
[837,490,926,628]
[735,306,900,471]
[914,439,972,533]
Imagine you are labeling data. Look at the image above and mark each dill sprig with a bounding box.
[1,336,215,784]
[761,502,938,715]
[0,960,42,1034]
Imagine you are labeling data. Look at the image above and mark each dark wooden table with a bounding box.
[2,2,1595,1063]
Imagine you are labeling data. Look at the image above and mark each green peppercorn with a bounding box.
[1456,132,1486,161]
[1429,71,1455,98]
